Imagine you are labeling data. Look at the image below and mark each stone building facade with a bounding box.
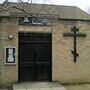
[0,3,90,86]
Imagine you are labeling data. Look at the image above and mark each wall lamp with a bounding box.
[8,34,13,39]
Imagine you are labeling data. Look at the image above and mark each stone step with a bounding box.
[13,82,66,90]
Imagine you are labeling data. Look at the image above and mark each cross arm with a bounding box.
[63,32,86,37]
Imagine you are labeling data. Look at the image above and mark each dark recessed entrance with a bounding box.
[18,32,52,82]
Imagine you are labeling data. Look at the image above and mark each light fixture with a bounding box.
[23,16,29,23]
[8,34,13,39]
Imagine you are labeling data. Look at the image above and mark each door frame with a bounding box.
[18,32,52,82]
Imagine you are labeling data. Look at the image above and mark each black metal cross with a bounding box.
[63,26,86,62]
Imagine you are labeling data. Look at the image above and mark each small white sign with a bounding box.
[8,48,13,54]
[5,46,16,64]
[7,55,14,62]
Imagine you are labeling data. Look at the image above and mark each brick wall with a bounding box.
[0,17,18,85]
[0,17,90,85]
[52,20,90,83]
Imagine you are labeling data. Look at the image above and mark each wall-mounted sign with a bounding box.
[5,46,16,64]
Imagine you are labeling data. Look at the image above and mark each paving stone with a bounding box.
[27,88,40,90]
[13,82,66,90]
[13,88,27,90]
[53,87,66,90]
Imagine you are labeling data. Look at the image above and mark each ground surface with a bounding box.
[1,84,90,90]
[63,84,90,90]
[13,82,66,90]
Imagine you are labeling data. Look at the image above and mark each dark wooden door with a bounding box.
[18,32,52,82]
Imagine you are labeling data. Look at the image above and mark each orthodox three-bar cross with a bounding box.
[63,26,86,62]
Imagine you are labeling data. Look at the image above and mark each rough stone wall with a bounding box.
[0,17,90,85]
